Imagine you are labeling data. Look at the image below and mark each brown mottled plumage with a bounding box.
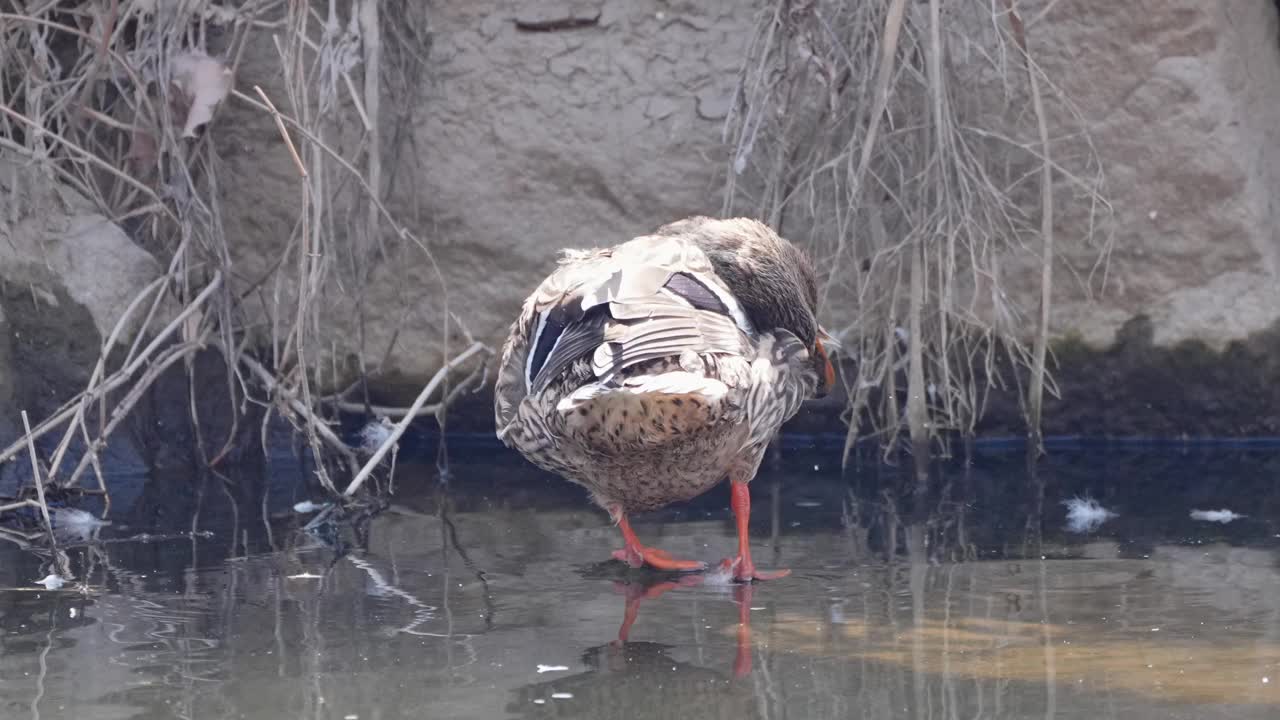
[494,217,835,580]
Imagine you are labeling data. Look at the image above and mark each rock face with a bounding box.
[0,0,1274,459]
[212,0,1280,401]
[217,1,756,394]
[0,154,166,432]
[1020,0,1280,348]
[0,156,165,343]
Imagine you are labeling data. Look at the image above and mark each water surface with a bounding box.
[2,440,1279,719]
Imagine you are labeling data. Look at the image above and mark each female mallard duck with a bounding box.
[494,216,835,582]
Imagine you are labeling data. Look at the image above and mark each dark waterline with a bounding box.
[1,434,1278,719]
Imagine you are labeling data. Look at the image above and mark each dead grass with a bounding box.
[0,0,487,546]
[722,0,1112,466]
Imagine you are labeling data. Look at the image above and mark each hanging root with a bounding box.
[0,1,463,518]
[723,0,1111,465]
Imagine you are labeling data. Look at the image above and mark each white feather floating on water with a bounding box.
[1189,509,1246,523]
[35,574,66,590]
[536,664,569,674]
[53,507,106,526]
[51,507,110,541]
[358,417,396,454]
[52,507,109,530]
[293,500,328,514]
[1063,497,1116,533]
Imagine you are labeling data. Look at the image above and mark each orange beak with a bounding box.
[813,328,837,397]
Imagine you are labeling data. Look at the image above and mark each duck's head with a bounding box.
[655,216,837,398]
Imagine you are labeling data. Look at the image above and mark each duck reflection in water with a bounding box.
[508,574,764,719]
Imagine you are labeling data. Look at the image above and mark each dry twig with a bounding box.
[724,0,1110,463]
[0,1,462,517]
[343,341,490,498]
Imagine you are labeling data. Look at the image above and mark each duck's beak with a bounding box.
[813,327,838,398]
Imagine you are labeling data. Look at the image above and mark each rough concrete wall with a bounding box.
[214,0,1280,395]
[0,157,165,342]
[0,154,165,437]
[381,0,759,379]
[1024,0,1280,347]
[3,1,1275,439]
[218,1,760,392]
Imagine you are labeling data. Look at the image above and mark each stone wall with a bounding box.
[216,0,758,394]
[212,0,1280,402]
[6,0,1280,435]
[0,155,166,436]
[1016,0,1280,348]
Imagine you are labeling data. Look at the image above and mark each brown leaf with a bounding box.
[170,51,233,138]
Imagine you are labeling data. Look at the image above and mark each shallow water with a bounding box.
[2,440,1280,719]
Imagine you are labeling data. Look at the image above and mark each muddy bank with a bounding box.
[977,316,1280,439]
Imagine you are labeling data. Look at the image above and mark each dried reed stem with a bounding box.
[0,272,218,474]
[21,411,58,553]
[63,338,211,489]
[1005,2,1055,449]
[0,0,468,510]
[329,399,444,419]
[725,0,1108,462]
[235,349,359,474]
[0,499,45,515]
[343,342,489,498]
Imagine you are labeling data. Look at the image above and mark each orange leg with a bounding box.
[609,506,706,572]
[718,481,790,582]
[611,575,704,645]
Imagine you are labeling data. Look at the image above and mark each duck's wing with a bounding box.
[494,236,757,431]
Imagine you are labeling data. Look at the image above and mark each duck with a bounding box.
[493,216,835,582]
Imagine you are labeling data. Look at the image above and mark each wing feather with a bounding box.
[512,235,757,400]
[528,305,609,394]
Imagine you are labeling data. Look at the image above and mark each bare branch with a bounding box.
[343,342,490,498]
